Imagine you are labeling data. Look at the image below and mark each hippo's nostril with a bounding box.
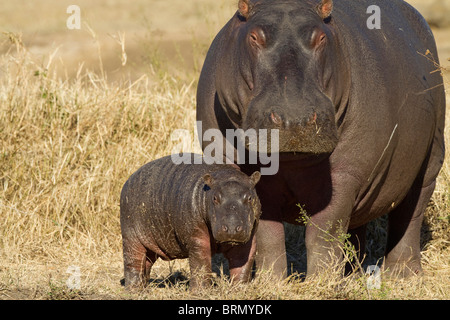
[236,226,243,233]
[222,225,228,233]
[270,112,282,126]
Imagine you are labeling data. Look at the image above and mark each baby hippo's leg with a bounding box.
[188,255,213,290]
[188,227,214,290]
[123,238,156,288]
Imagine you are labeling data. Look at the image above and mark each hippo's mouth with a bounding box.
[241,106,339,155]
[241,127,338,154]
[214,234,251,246]
[216,239,247,246]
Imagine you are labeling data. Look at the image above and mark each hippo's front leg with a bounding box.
[305,214,350,276]
[304,174,358,276]
[188,226,214,290]
[255,219,287,279]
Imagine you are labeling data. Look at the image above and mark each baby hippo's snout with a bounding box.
[215,212,252,244]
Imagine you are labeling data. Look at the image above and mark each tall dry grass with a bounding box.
[0,33,200,297]
[0,31,449,300]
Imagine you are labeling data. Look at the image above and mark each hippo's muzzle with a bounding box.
[212,213,254,245]
[242,101,338,154]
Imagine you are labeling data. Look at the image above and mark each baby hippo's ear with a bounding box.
[249,171,261,186]
[203,174,214,190]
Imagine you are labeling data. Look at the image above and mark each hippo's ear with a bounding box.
[238,0,253,20]
[317,0,333,20]
[249,171,261,186]
[203,174,214,189]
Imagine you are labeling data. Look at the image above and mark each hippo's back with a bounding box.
[121,154,202,214]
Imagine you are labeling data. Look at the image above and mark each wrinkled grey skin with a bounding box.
[196,0,445,278]
[120,154,261,289]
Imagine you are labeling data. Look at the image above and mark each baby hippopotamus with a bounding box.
[120,154,261,289]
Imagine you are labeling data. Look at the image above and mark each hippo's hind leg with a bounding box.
[385,110,444,277]
[122,238,156,288]
[385,121,445,277]
[384,179,435,277]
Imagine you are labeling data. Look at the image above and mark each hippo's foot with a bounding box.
[123,270,149,289]
[188,271,215,291]
[383,257,423,278]
[188,255,215,291]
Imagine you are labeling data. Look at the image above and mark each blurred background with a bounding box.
[0,0,449,84]
[0,0,235,83]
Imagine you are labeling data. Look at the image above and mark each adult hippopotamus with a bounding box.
[120,154,261,289]
[196,0,445,278]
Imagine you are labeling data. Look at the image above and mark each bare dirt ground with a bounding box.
[0,1,449,300]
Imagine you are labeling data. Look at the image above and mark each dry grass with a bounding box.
[0,13,449,300]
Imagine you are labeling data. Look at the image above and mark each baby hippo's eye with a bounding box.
[213,194,221,205]
[243,193,252,203]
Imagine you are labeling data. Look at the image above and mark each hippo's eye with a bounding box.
[319,33,326,43]
[311,29,327,49]
[248,27,266,48]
